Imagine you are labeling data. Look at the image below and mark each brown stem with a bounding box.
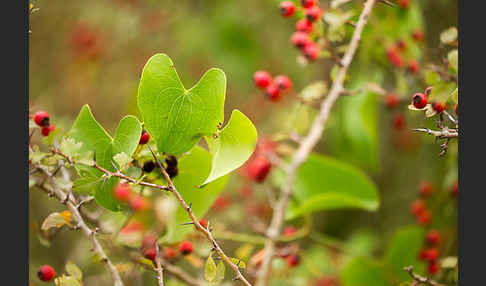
[403,266,447,286]
[255,1,377,285]
[155,244,164,286]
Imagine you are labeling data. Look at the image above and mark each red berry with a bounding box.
[212,196,231,211]
[417,209,431,226]
[199,218,208,228]
[37,265,55,281]
[41,124,55,137]
[144,248,157,261]
[163,247,177,260]
[419,181,434,197]
[410,199,426,216]
[424,86,433,97]
[114,183,131,202]
[265,84,281,102]
[139,129,150,145]
[412,93,427,109]
[431,102,447,113]
[280,1,296,17]
[254,70,272,89]
[451,180,458,196]
[424,248,440,262]
[412,29,424,42]
[286,255,300,267]
[34,111,50,127]
[426,229,441,246]
[386,47,403,68]
[142,233,157,250]
[305,6,322,22]
[301,0,317,8]
[408,60,419,74]
[398,0,410,8]
[396,39,407,51]
[393,113,405,130]
[179,241,193,255]
[291,31,311,49]
[314,277,338,286]
[418,249,429,261]
[130,196,149,211]
[428,261,441,275]
[302,42,320,61]
[238,185,254,198]
[247,156,272,183]
[386,93,400,108]
[283,226,297,237]
[274,75,292,92]
[296,19,313,33]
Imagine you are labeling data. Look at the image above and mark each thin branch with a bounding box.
[147,146,252,286]
[155,244,164,286]
[412,128,458,138]
[34,167,124,286]
[255,1,377,285]
[403,266,447,286]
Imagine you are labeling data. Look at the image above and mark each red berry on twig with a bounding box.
[179,241,193,255]
[254,71,272,89]
[412,93,427,109]
[37,265,55,281]
[144,248,157,261]
[139,129,150,145]
[302,42,320,61]
[280,1,296,17]
[301,0,317,8]
[274,75,292,92]
[296,19,313,33]
[34,111,50,127]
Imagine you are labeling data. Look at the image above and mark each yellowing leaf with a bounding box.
[41,212,71,230]
[230,258,246,269]
[205,254,217,282]
[113,152,132,171]
[65,261,82,281]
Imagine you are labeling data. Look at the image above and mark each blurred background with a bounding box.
[29,0,458,285]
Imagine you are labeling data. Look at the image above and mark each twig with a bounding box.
[255,1,377,285]
[148,146,252,286]
[412,128,458,138]
[35,167,124,286]
[403,266,446,286]
[155,244,164,286]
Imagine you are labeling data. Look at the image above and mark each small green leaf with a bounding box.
[284,153,379,220]
[29,145,47,164]
[448,49,458,73]
[299,81,328,102]
[65,261,83,281]
[215,261,225,282]
[137,53,226,155]
[59,138,83,159]
[202,110,257,186]
[230,258,246,269]
[425,70,440,86]
[428,82,457,104]
[205,254,217,282]
[113,152,132,171]
[440,27,458,45]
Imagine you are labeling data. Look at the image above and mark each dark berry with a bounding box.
[114,183,131,202]
[247,156,272,183]
[142,161,156,173]
[254,71,272,89]
[302,42,320,61]
[166,165,178,178]
[165,155,178,167]
[291,31,311,49]
[37,265,55,281]
[296,19,313,33]
[301,0,317,8]
[144,248,157,261]
[280,1,296,17]
[179,241,193,255]
[431,102,447,113]
[274,75,292,92]
[305,6,322,22]
[412,93,427,109]
[265,84,281,102]
[139,129,150,145]
[34,111,50,127]
[425,229,441,246]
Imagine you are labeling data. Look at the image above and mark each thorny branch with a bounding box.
[34,166,124,286]
[412,128,458,139]
[255,1,377,285]
[403,266,447,286]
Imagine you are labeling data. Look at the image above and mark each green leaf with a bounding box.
[59,138,83,158]
[29,145,47,164]
[440,27,458,45]
[162,146,229,243]
[299,81,328,102]
[113,152,132,172]
[205,254,217,282]
[285,153,379,220]
[215,262,225,283]
[428,82,457,104]
[448,49,458,73]
[202,110,257,186]
[137,53,226,155]
[230,258,246,269]
[341,258,389,286]
[68,105,142,211]
[425,70,441,86]
[65,261,83,281]
[73,169,103,194]
[55,275,82,286]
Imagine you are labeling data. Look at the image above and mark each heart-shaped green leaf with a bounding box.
[202,110,257,186]
[280,153,379,220]
[137,53,226,155]
[162,146,229,243]
[68,105,142,211]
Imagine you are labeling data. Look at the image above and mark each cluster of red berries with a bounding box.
[384,92,408,130]
[418,229,442,275]
[253,71,293,102]
[113,183,150,211]
[37,264,55,282]
[279,0,323,61]
[141,233,193,262]
[33,111,55,137]
[386,40,420,74]
[412,87,452,115]
[409,181,435,226]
